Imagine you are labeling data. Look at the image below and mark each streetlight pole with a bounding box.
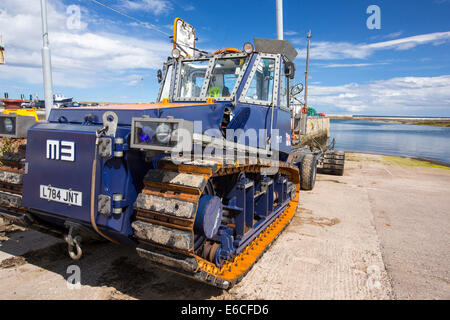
[304,30,311,110]
[40,0,54,121]
[276,0,283,40]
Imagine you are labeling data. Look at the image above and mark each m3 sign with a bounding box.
[46,140,75,162]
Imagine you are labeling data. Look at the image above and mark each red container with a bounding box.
[1,99,24,109]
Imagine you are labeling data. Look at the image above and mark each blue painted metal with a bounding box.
[236,194,291,254]
[49,104,229,129]
[254,176,274,219]
[214,172,293,259]
[214,227,234,263]
[227,107,250,131]
[194,195,223,239]
[22,123,100,223]
[274,175,288,207]
[16,51,296,255]
[222,174,255,243]
[22,122,151,243]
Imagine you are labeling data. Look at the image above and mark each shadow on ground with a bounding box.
[0,228,223,300]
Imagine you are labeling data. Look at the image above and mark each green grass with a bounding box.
[383,156,450,170]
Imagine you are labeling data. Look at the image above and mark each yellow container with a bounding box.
[2,109,39,122]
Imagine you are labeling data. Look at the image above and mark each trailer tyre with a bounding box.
[300,154,317,191]
[322,151,345,176]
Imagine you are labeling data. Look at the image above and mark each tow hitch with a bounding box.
[64,225,83,260]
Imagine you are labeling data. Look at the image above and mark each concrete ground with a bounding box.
[0,153,448,300]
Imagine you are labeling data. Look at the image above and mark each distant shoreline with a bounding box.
[345,152,450,168]
[328,115,450,127]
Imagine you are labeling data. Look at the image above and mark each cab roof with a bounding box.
[253,38,298,61]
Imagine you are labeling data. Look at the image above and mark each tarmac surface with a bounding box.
[0,153,448,300]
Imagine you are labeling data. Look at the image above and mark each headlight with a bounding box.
[139,125,155,143]
[3,118,13,133]
[155,123,172,144]
[130,117,193,152]
[243,42,254,54]
[172,48,181,59]
[0,114,36,138]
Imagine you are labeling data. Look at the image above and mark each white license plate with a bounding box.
[40,185,82,207]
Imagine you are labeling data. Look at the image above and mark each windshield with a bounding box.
[175,55,248,101]
[207,57,247,98]
[177,59,209,99]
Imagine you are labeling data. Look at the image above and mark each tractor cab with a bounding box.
[157,37,301,108]
[156,19,303,156]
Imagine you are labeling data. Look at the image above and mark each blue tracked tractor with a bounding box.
[0,20,309,289]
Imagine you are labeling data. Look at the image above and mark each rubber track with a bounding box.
[133,158,300,289]
[0,167,24,194]
[0,150,26,209]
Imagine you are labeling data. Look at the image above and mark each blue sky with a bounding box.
[0,0,449,116]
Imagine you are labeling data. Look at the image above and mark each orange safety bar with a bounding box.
[214,48,241,55]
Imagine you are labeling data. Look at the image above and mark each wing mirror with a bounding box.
[157,69,163,83]
[291,83,304,97]
[284,61,296,79]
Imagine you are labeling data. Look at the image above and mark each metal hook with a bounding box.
[65,227,83,260]
[68,236,82,260]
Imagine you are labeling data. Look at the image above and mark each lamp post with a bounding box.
[276,0,283,40]
[40,0,54,121]
[304,30,311,110]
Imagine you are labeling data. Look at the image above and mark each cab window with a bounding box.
[279,67,288,109]
[160,65,173,101]
[207,57,247,98]
[178,60,209,99]
[244,58,275,103]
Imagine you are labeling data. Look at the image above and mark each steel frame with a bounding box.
[238,53,281,107]
[157,59,175,102]
[172,53,250,103]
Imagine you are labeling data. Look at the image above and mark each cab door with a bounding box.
[237,54,283,152]
[274,59,292,155]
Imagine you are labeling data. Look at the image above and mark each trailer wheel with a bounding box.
[300,154,317,190]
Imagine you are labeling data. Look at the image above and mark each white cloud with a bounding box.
[0,0,170,89]
[183,4,195,11]
[119,0,172,15]
[123,74,145,86]
[297,41,371,60]
[385,31,404,39]
[370,31,404,41]
[284,31,299,36]
[318,62,388,68]
[365,31,450,50]
[308,75,450,114]
[296,31,450,60]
